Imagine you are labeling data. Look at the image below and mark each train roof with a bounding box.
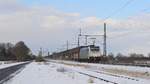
[54,45,100,54]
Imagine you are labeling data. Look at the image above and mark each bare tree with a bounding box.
[11,41,30,61]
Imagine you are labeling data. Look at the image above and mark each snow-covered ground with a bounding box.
[50,60,150,73]
[0,61,26,69]
[50,60,150,79]
[3,61,150,84]
[4,62,109,84]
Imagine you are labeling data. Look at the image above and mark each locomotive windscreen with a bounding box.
[90,46,100,51]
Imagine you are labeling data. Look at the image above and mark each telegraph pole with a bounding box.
[103,23,107,56]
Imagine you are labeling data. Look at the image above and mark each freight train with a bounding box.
[50,45,102,62]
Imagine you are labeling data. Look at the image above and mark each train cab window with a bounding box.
[90,48,99,51]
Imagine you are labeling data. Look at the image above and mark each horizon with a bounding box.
[0,0,150,55]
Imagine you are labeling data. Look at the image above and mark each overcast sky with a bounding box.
[1,0,150,55]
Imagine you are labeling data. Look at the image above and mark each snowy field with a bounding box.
[3,60,150,84]
[50,60,150,79]
[4,62,109,84]
[50,60,150,73]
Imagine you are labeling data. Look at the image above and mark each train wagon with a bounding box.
[51,45,102,62]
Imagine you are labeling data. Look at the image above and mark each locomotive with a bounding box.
[50,45,102,62]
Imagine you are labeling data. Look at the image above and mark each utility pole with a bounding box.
[103,23,107,56]
[78,28,103,47]
[66,40,69,50]
[78,28,81,47]
[85,35,88,46]
[39,47,43,56]
[48,51,50,57]
[89,37,96,46]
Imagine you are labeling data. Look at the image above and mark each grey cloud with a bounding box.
[0,0,150,55]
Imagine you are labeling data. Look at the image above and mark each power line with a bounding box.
[139,6,150,13]
[108,32,131,40]
[103,0,134,22]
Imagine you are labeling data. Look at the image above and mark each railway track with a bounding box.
[72,67,142,84]
[76,71,118,84]
[106,63,150,68]
[49,60,142,84]
[0,62,30,84]
[49,60,139,81]
[88,69,139,81]
[49,61,118,84]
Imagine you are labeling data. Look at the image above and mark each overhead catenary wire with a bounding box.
[103,0,134,22]
[55,0,135,53]
[138,6,150,13]
[101,0,135,42]
[77,0,134,45]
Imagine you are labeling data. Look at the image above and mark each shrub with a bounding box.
[56,67,67,72]
[35,56,45,62]
[88,77,94,83]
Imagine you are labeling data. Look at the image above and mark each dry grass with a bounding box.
[102,68,150,79]
[58,61,150,79]
[88,77,94,83]
[56,67,67,73]
[68,72,75,79]
[59,62,90,68]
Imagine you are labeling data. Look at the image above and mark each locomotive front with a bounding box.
[79,45,101,59]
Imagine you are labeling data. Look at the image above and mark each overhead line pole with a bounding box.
[77,23,107,57]
[103,23,107,56]
[67,40,69,50]
[78,28,81,47]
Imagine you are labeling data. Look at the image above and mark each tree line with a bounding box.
[107,53,150,64]
[0,41,35,61]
